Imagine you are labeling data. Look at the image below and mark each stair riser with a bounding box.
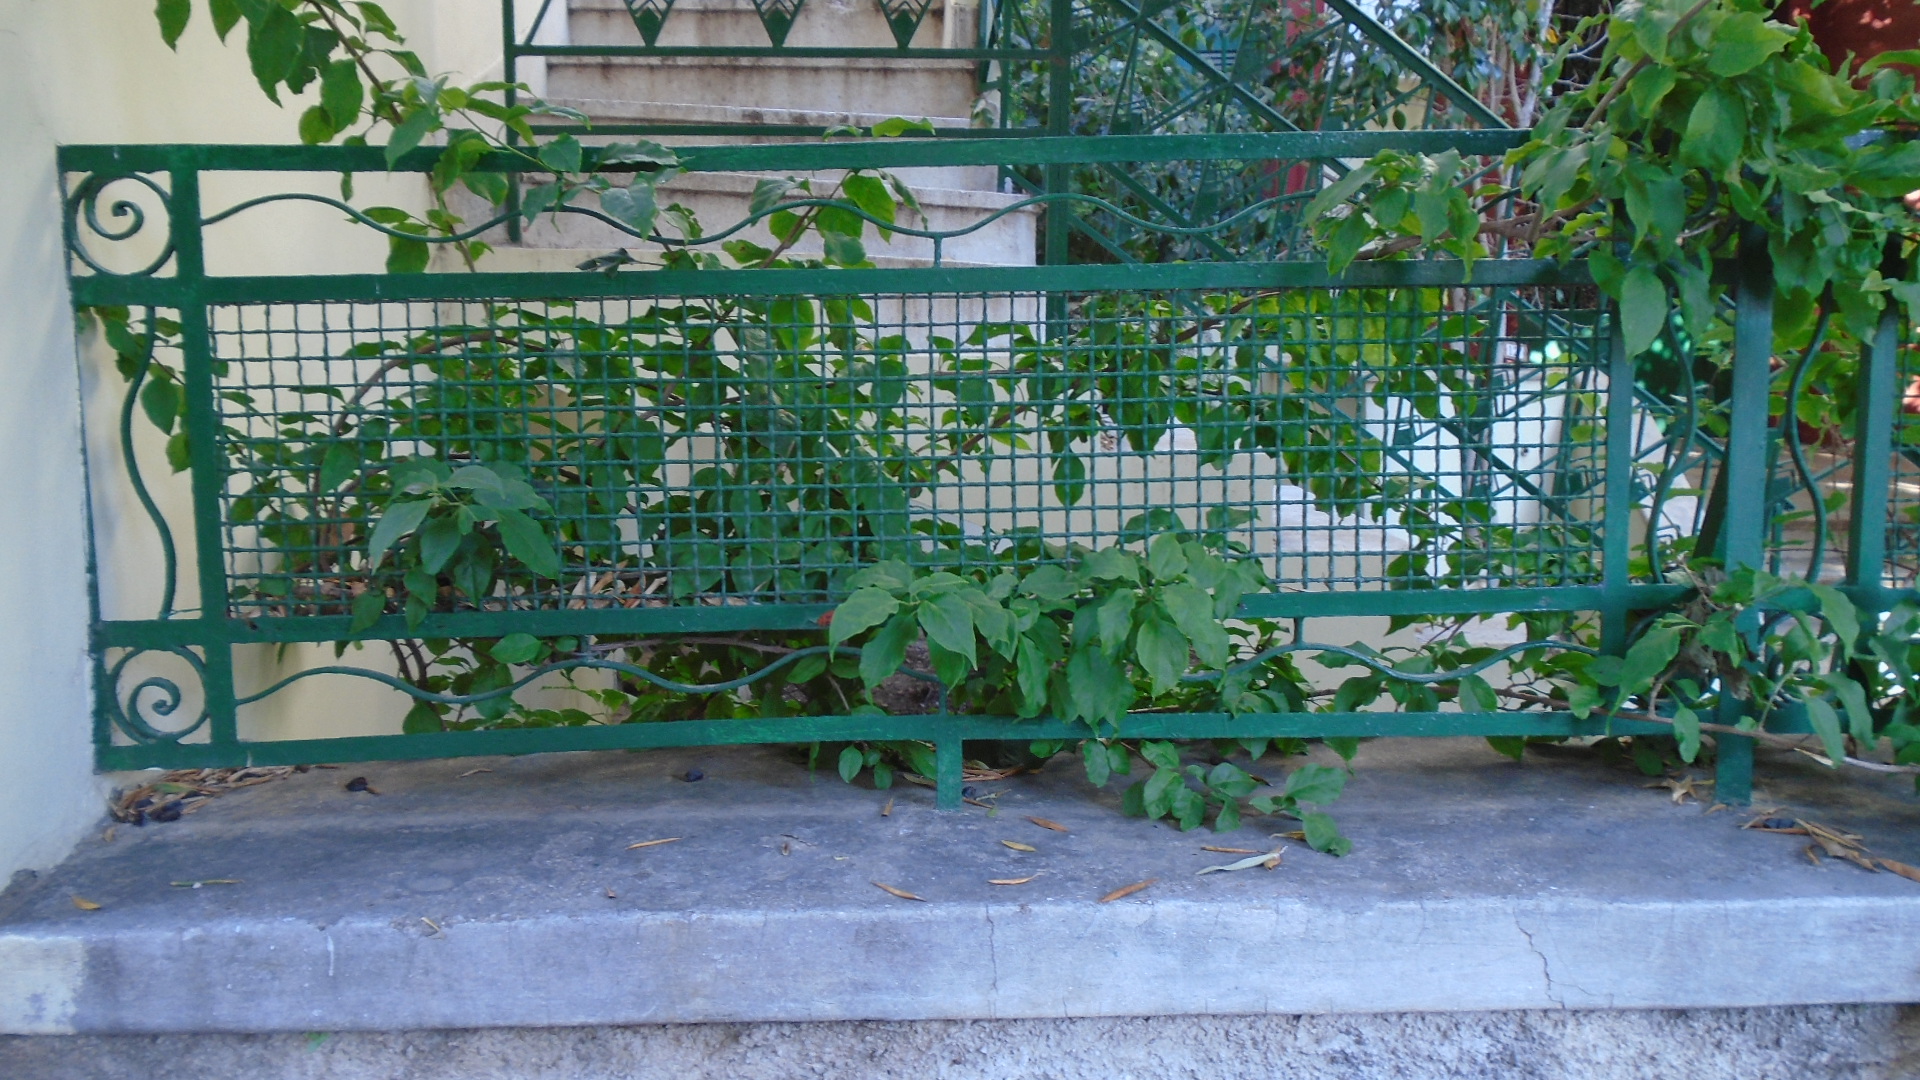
[547,58,980,118]
[569,5,964,50]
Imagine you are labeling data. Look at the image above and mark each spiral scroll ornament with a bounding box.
[105,648,211,743]
[65,173,176,278]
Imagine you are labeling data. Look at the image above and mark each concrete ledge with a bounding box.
[3,739,1919,1035]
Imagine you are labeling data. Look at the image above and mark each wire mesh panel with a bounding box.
[205,283,1612,623]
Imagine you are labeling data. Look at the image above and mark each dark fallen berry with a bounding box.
[962,785,979,799]
[1761,817,1799,830]
[151,802,182,823]
[344,777,370,792]
[681,768,704,782]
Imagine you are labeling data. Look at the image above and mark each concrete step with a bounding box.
[546,53,980,118]
[4,738,1919,1036]
[482,170,1036,266]
[568,0,976,51]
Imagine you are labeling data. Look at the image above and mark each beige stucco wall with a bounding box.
[0,0,522,883]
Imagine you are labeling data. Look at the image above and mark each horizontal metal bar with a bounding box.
[57,130,1530,178]
[514,44,1046,60]
[96,709,1678,770]
[1238,585,1689,619]
[95,606,836,649]
[69,259,1589,307]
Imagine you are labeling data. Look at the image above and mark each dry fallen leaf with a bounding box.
[1197,850,1284,875]
[625,837,682,850]
[421,917,444,937]
[604,887,618,898]
[989,875,1038,886]
[1645,775,1713,805]
[456,768,493,779]
[1805,844,1825,867]
[872,881,925,902]
[71,896,101,911]
[1271,831,1307,842]
[169,879,242,888]
[1099,878,1157,903]
[779,841,791,856]
[963,797,995,809]
[1027,816,1069,833]
[1879,858,1920,884]
[1000,840,1037,852]
[101,828,115,844]
[1201,846,1263,854]
[881,798,894,817]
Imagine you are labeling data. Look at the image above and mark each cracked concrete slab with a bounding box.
[2,737,1919,1036]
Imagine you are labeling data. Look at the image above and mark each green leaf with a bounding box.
[157,0,191,49]
[1808,584,1861,659]
[1704,12,1790,77]
[1671,706,1701,764]
[860,611,917,689]
[1282,763,1346,805]
[140,376,181,435]
[209,0,239,39]
[1805,697,1847,769]
[299,106,337,146]
[320,60,363,129]
[1159,583,1229,668]
[788,653,829,684]
[1300,811,1351,856]
[418,513,461,574]
[1015,636,1052,716]
[367,498,432,568]
[317,441,358,493]
[1065,647,1134,728]
[349,587,385,632]
[1820,673,1876,750]
[537,134,584,175]
[246,1,303,102]
[838,744,864,784]
[1133,611,1190,698]
[1139,740,1180,770]
[1082,739,1112,787]
[1094,589,1136,658]
[1145,532,1188,581]
[600,183,659,237]
[916,592,976,667]
[598,140,679,167]
[1485,736,1526,761]
[1679,85,1745,174]
[401,701,442,734]
[1566,682,1602,720]
[490,632,545,664]
[1302,161,1378,221]
[1619,263,1669,357]
[1617,624,1682,695]
[830,588,901,645]
[165,431,191,473]
[493,506,561,578]
[1212,798,1241,833]
[1457,674,1498,713]
[841,174,896,235]
[384,106,438,167]
[870,116,935,137]
[821,229,866,267]
[386,233,430,274]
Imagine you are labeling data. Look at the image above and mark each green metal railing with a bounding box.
[56,1,1910,808]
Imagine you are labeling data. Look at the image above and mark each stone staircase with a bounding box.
[476,0,1035,269]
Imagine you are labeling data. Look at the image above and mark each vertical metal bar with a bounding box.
[171,164,238,748]
[1600,319,1633,655]
[935,734,963,809]
[1715,228,1774,805]
[1042,0,1073,266]
[503,0,523,243]
[1846,277,1901,596]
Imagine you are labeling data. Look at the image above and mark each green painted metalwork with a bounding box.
[59,0,1903,808]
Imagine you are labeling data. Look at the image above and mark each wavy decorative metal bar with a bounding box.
[114,308,181,620]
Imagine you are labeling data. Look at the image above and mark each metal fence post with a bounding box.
[1714,227,1775,804]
